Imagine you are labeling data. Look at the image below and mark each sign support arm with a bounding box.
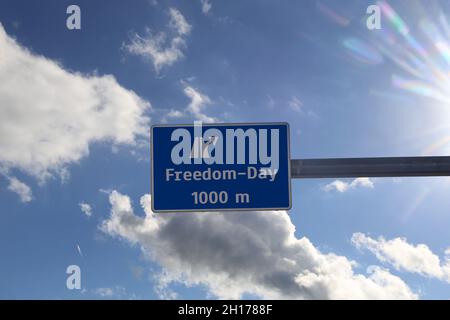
[290,156,450,178]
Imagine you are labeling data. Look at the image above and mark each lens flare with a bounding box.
[369,1,450,154]
[316,1,350,27]
[342,37,384,65]
[377,2,450,97]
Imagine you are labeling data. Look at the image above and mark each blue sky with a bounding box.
[1,0,450,299]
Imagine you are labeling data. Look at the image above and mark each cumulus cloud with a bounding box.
[124,8,191,71]
[163,86,216,123]
[200,0,212,15]
[166,109,184,119]
[101,191,417,299]
[79,202,93,217]
[352,233,450,283]
[0,23,150,182]
[7,177,32,202]
[322,178,374,193]
[183,86,215,122]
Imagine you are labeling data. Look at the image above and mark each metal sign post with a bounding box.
[290,156,450,178]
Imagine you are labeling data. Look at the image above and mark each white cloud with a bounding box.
[323,177,374,193]
[323,180,349,193]
[200,0,212,15]
[352,233,450,283]
[95,287,115,297]
[7,177,32,202]
[125,31,185,72]
[288,96,303,113]
[79,202,93,217]
[184,86,215,123]
[94,286,130,299]
[124,8,191,72]
[166,109,184,118]
[0,23,150,182]
[351,177,374,188]
[168,8,192,36]
[161,86,216,123]
[100,191,417,299]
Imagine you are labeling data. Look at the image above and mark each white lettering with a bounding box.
[170,124,280,173]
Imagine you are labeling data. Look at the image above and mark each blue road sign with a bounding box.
[151,122,291,212]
